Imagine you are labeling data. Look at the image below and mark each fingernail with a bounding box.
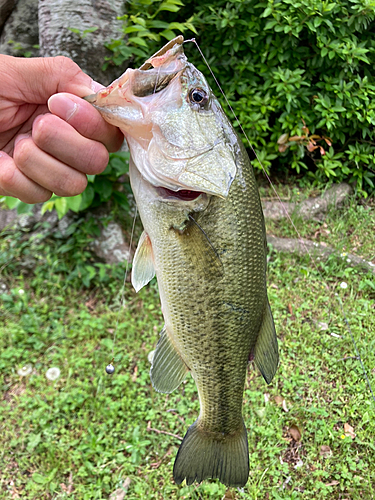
[14,133,31,147]
[48,94,78,122]
[91,79,105,92]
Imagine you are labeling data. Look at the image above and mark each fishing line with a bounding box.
[105,205,138,375]
[184,38,375,405]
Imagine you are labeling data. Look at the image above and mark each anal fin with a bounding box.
[131,231,155,292]
[150,326,189,394]
[254,299,279,384]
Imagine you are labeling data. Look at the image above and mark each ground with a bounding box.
[0,186,374,499]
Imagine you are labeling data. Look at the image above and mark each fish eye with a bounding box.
[189,88,208,105]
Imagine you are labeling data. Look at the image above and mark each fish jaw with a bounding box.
[84,42,237,198]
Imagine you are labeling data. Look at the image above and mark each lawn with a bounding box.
[0,188,374,499]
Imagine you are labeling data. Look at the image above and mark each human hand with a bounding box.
[0,55,124,203]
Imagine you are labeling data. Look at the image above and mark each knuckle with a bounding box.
[85,144,109,175]
[32,115,54,148]
[13,138,34,170]
[0,163,17,191]
[20,190,52,204]
[54,56,80,75]
[54,173,87,197]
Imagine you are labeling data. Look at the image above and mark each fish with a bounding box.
[84,36,279,488]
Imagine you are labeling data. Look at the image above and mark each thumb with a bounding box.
[3,55,103,103]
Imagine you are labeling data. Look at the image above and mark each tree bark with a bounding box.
[0,0,16,32]
[0,0,39,56]
[38,0,125,85]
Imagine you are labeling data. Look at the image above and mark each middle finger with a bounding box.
[32,113,110,175]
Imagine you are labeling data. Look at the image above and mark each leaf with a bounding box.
[79,184,95,211]
[54,197,69,219]
[289,425,302,441]
[157,2,181,13]
[41,200,55,215]
[277,133,289,145]
[94,177,113,201]
[274,395,289,412]
[27,432,41,451]
[67,194,82,213]
[128,36,148,47]
[4,196,20,209]
[320,445,332,457]
[32,472,48,484]
[344,422,356,439]
[262,7,273,17]
[222,489,236,500]
[17,202,34,214]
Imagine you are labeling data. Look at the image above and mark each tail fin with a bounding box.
[173,419,249,487]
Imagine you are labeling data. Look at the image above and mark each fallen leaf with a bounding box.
[344,423,356,439]
[274,396,289,412]
[109,478,131,500]
[131,365,138,382]
[289,425,302,442]
[320,445,332,457]
[325,480,339,486]
[222,489,236,500]
[264,393,270,404]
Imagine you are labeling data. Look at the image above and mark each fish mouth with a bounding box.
[157,187,203,201]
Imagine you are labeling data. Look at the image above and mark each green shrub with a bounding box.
[180,0,375,194]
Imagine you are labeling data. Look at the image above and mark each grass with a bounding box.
[0,190,374,499]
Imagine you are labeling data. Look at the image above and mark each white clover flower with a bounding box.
[340,282,348,289]
[18,364,32,377]
[46,367,61,381]
[18,289,25,295]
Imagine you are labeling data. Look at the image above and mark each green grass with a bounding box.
[0,192,374,499]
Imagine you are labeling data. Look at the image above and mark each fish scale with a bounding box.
[85,36,279,488]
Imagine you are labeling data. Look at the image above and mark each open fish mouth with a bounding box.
[84,35,237,198]
[157,187,204,201]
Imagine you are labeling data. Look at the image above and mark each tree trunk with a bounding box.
[0,0,39,57]
[38,0,125,85]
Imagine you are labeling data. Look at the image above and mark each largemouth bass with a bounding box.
[85,36,278,488]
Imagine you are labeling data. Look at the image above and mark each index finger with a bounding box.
[48,93,124,152]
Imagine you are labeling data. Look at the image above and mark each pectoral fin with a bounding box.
[131,231,155,292]
[254,299,279,384]
[150,326,189,393]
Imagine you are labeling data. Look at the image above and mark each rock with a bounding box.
[0,0,39,57]
[267,235,375,275]
[91,221,132,264]
[0,203,58,232]
[0,205,18,231]
[262,183,352,221]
